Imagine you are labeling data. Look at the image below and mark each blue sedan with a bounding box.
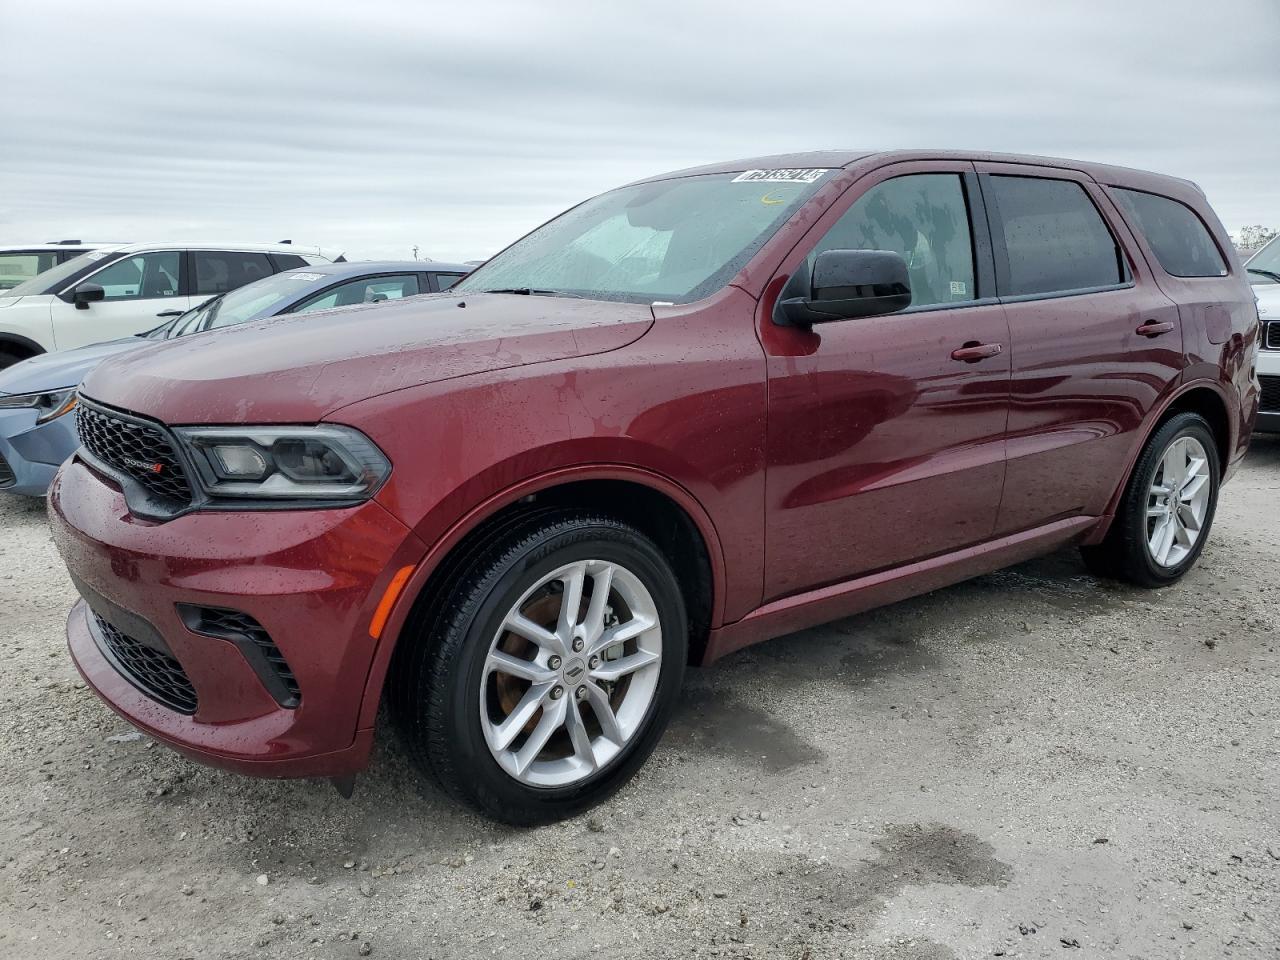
[0,259,471,496]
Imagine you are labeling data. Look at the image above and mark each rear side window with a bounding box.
[193,251,274,294]
[1111,188,1227,278]
[988,176,1125,297]
[269,253,309,271]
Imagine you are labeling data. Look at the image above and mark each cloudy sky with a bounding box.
[2,0,1277,262]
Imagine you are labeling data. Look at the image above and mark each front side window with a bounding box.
[193,251,274,295]
[454,170,835,304]
[0,252,58,290]
[87,251,182,300]
[293,274,421,314]
[989,176,1125,297]
[432,272,466,291]
[806,173,976,308]
[1111,188,1227,279]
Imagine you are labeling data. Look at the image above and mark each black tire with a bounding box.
[1081,412,1220,587]
[390,511,687,825]
[0,348,28,371]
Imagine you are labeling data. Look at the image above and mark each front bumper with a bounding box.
[0,406,77,496]
[50,455,424,778]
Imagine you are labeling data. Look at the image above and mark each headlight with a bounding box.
[173,425,391,502]
[0,388,78,424]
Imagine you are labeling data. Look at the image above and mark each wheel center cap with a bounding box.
[562,658,586,682]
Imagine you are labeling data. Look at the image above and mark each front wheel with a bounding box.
[1081,412,1220,587]
[391,512,687,824]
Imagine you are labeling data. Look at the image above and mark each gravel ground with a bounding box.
[1,438,1277,960]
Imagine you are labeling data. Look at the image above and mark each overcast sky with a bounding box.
[2,0,1277,262]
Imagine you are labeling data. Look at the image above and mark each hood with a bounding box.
[1254,283,1280,318]
[0,336,146,396]
[80,293,655,423]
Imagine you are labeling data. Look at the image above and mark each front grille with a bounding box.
[0,451,13,488]
[1266,321,1280,351]
[76,399,194,504]
[1261,375,1280,414]
[178,606,300,706]
[93,614,198,714]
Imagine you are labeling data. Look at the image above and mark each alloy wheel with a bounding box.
[479,559,662,787]
[1146,435,1211,568]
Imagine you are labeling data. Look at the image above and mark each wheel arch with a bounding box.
[356,465,725,730]
[0,332,46,361]
[1084,379,1233,545]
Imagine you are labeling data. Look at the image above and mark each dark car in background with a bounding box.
[0,260,471,496]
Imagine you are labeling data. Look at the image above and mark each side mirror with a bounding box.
[774,249,912,327]
[72,283,106,310]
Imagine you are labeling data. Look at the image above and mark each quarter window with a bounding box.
[808,174,976,308]
[86,252,182,300]
[193,251,274,295]
[988,176,1125,296]
[1111,188,1227,278]
[293,274,420,313]
[0,252,58,290]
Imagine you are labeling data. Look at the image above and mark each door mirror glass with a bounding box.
[775,249,912,326]
[72,282,106,309]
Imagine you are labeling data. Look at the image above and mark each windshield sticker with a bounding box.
[286,273,325,281]
[85,250,112,261]
[732,168,830,184]
[950,281,967,296]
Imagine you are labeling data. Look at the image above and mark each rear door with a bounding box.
[975,163,1183,535]
[50,250,192,349]
[761,161,1011,602]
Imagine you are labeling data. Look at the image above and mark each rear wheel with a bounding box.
[391,512,687,824]
[1081,412,1220,587]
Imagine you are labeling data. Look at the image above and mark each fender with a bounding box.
[1081,375,1235,545]
[353,462,727,731]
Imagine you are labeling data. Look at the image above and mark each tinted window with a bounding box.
[0,252,58,290]
[432,272,466,291]
[270,253,309,271]
[989,176,1124,296]
[193,251,274,295]
[808,173,976,307]
[87,252,182,301]
[294,274,420,313]
[1111,188,1227,278]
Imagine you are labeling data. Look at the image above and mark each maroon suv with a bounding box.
[49,151,1260,823]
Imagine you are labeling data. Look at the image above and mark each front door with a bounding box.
[52,250,191,349]
[761,162,1011,602]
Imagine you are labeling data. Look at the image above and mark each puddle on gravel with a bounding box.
[669,686,825,772]
[753,823,1011,931]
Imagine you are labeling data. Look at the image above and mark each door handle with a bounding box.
[155,310,184,318]
[951,341,1003,363]
[1136,320,1175,337]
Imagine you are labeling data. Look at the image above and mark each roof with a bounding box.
[0,243,108,252]
[291,259,474,278]
[631,149,1202,196]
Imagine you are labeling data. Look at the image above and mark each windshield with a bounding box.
[454,169,835,304]
[1246,235,1280,283]
[2,249,116,298]
[199,271,337,331]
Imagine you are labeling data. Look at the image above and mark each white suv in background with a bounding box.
[0,241,114,291]
[0,242,342,368]
[1245,237,1280,432]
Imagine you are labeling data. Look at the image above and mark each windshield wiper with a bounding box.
[480,287,584,299]
[1247,267,1280,283]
